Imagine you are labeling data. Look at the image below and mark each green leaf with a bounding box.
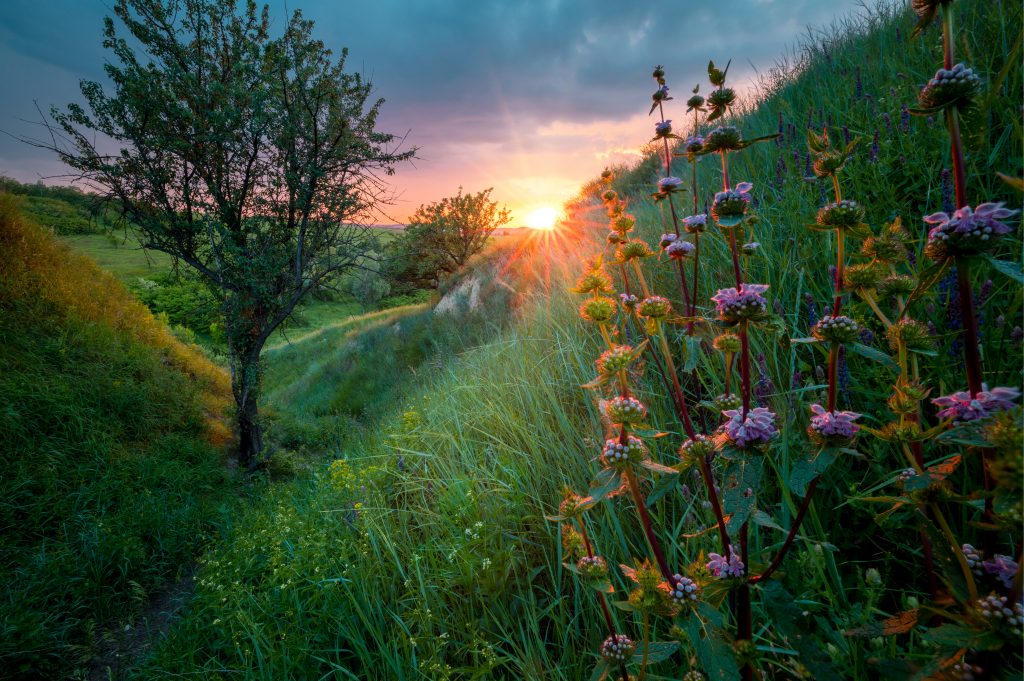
[631,640,679,664]
[589,469,622,503]
[641,459,680,475]
[923,624,1002,651]
[902,257,950,314]
[736,133,781,149]
[682,335,702,373]
[686,616,740,681]
[790,337,821,344]
[588,660,610,681]
[612,599,637,612]
[848,342,900,373]
[762,582,841,681]
[984,254,1024,284]
[722,457,763,533]
[751,509,784,532]
[646,473,679,507]
[788,447,839,496]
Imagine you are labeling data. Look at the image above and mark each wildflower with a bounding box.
[659,233,678,249]
[605,397,647,427]
[668,574,700,605]
[616,239,654,262]
[816,200,866,229]
[652,85,671,103]
[711,283,769,323]
[600,189,617,203]
[601,435,647,467]
[559,491,588,519]
[741,241,760,255]
[652,65,666,81]
[612,213,636,234]
[711,183,753,226]
[714,393,742,412]
[573,269,614,295]
[679,434,715,465]
[900,104,911,133]
[844,263,884,290]
[868,131,880,162]
[878,274,916,299]
[607,231,624,245]
[683,213,708,233]
[686,94,705,112]
[923,202,1018,260]
[619,293,638,310]
[577,555,609,580]
[596,345,637,376]
[886,318,933,351]
[720,406,778,448]
[808,404,861,444]
[982,554,1019,590]
[713,332,741,354]
[579,297,616,323]
[975,593,1023,638]
[655,120,673,137]
[702,126,742,153]
[918,63,982,110]
[666,240,695,259]
[707,87,736,118]
[658,176,685,194]
[638,296,671,319]
[684,134,704,154]
[600,634,636,663]
[683,672,707,681]
[932,386,1021,422]
[812,315,860,343]
[706,547,746,578]
[862,233,908,263]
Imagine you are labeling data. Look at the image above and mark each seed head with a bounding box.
[573,269,614,295]
[816,200,866,228]
[886,318,932,351]
[616,239,654,262]
[878,274,916,299]
[702,126,742,153]
[579,297,617,324]
[577,555,609,580]
[596,345,637,376]
[713,332,742,354]
[812,315,860,343]
[605,397,647,427]
[600,634,636,663]
[638,296,671,319]
[843,263,884,290]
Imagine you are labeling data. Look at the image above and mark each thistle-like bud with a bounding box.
[843,263,884,290]
[573,269,614,295]
[880,420,923,444]
[812,152,846,178]
[702,126,742,153]
[577,555,609,580]
[713,333,742,354]
[918,63,982,110]
[600,189,617,204]
[666,240,695,259]
[714,393,742,412]
[617,239,654,262]
[600,634,636,663]
[605,397,647,426]
[612,213,636,234]
[680,434,715,465]
[559,492,587,519]
[816,200,866,228]
[659,233,678,249]
[862,234,908,263]
[619,293,638,310]
[607,231,624,245]
[711,189,751,226]
[707,87,736,113]
[601,435,646,467]
[686,94,705,111]
[812,315,860,343]
[579,297,617,323]
[683,213,708,233]
[878,274,916,299]
[638,296,671,319]
[596,345,637,376]
[652,65,666,80]
[886,318,933,351]
[888,380,930,414]
[655,120,673,137]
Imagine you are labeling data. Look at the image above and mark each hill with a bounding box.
[0,195,238,679]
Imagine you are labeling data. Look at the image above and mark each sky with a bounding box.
[0,0,866,225]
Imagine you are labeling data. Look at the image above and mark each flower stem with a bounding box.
[929,501,979,602]
[656,324,697,438]
[751,477,820,583]
[623,467,674,582]
[637,612,651,681]
[858,289,893,328]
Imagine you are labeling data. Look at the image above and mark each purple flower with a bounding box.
[900,104,911,133]
[932,385,1020,422]
[720,406,778,447]
[924,202,1019,259]
[711,284,769,323]
[808,404,861,443]
[658,176,684,193]
[869,131,880,162]
[684,135,704,154]
[659,233,678,249]
[707,547,745,578]
[655,120,673,137]
[683,213,707,233]
[666,240,695,259]
[982,555,1019,590]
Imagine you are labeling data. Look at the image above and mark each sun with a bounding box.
[523,206,560,230]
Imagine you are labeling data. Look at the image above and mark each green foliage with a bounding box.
[130,274,220,335]
[0,176,111,235]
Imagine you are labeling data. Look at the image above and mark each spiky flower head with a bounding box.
[932,386,1020,423]
[597,345,637,376]
[658,176,685,194]
[812,315,860,343]
[923,202,1018,260]
[666,240,695,259]
[559,491,588,519]
[600,169,614,182]
[974,593,1023,639]
[611,214,635,235]
[686,94,705,112]
[888,380,931,415]
[711,182,753,227]
[579,296,616,323]
[573,268,614,295]
[714,393,743,412]
[652,85,671,103]
[606,200,625,218]
[817,200,866,229]
[602,435,647,467]
[683,672,707,681]
[702,126,742,153]
[878,274,916,299]
[638,296,671,319]
[808,404,862,445]
[659,233,678,249]
[813,152,847,178]
[600,634,636,663]
[679,434,715,466]
[607,231,625,245]
[617,239,654,262]
[683,213,708,233]
[720,406,778,448]
[605,397,647,427]
[886,318,933,351]
[844,263,884,290]
[655,120,673,137]
[707,87,736,116]
[684,134,705,154]
[668,574,701,606]
[577,555,609,580]
[707,547,745,578]
[711,283,769,323]
[652,65,666,80]
[918,63,982,110]
[741,241,760,256]
[600,189,617,204]
[713,332,742,354]
[862,234,908,263]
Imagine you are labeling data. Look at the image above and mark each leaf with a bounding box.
[847,342,900,373]
[923,624,1002,651]
[682,335,702,373]
[788,447,839,496]
[721,457,763,532]
[844,609,919,638]
[640,459,680,475]
[612,599,637,612]
[588,660,609,681]
[646,473,679,507]
[736,133,781,149]
[762,582,841,681]
[996,172,1024,193]
[984,254,1024,284]
[686,616,741,681]
[790,336,821,344]
[807,129,825,153]
[589,469,622,504]
[751,509,785,532]
[902,257,951,314]
[631,640,679,664]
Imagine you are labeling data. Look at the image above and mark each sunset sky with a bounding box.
[0,0,864,225]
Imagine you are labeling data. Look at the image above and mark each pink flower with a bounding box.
[666,240,695,259]
[982,555,1019,590]
[711,284,769,322]
[932,385,1020,422]
[720,406,778,447]
[924,202,1018,259]
[808,404,861,442]
[707,547,745,578]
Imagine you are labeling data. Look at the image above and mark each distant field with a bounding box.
[61,233,173,282]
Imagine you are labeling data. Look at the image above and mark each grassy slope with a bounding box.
[141,2,1021,679]
[0,195,238,680]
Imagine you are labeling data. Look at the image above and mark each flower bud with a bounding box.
[659,233,678,249]
[686,94,705,111]
[707,87,736,112]
[918,63,982,110]
[579,297,617,323]
[600,189,617,203]
[812,315,860,343]
[573,269,614,295]
[843,263,884,290]
[600,634,636,663]
[702,126,742,153]
[652,85,670,103]
[605,397,647,426]
[684,135,704,154]
[596,345,636,376]
[616,239,654,262]
[741,241,760,255]
[680,434,715,465]
[816,200,866,229]
[577,555,609,580]
[652,65,666,80]
[862,234,908,263]
[655,120,673,137]
[612,213,636,234]
[886,318,933,351]
[714,393,742,412]
[607,231,624,245]
[619,293,638,310]
[713,333,742,354]
[601,435,646,467]
[668,574,701,606]
[812,152,846,178]
[559,492,587,519]
[666,240,695,259]
[638,295,671,319]
[878,274,915,299]
[683,213,708,233]
[600,169,613,182]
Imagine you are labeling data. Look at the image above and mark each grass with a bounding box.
[61,233,174,283]
[0,194,239,680]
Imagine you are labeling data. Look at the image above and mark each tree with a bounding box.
[389,187,511,288]
[30,0,414,467]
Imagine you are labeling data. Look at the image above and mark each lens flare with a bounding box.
[524,206,559,230]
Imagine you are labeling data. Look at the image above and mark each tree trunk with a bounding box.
[237,383,263,469]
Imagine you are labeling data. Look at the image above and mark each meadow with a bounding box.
[1,0,1020,679]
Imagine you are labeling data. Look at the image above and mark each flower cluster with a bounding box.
[932,385,1020,422]
[666,240,695,259]
[720,406,778,448]
[702,125,741,153]
[638,296,671,319]
[577,555,609,579]
[975,593,1023,638]
[812,315,860,343]
[602,435,646,467]
[808,404,861,444]
[596,345,637,376]
[658,176,685,194]
[683,213,707,233]
[579,297,617,323]
[668,574,700,605]
[816,199,866,228]
[706,548,745,578]
[605,396,648,426]
[918,63,982,110]
[710,182,753,226]
[600,634,637,663]
[711,284,769,323]
[923,202,1018,259]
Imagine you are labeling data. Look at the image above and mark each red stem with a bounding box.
[624,465,675,583]
[751,478,820,583]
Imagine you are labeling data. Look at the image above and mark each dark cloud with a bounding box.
[0,0,867,215]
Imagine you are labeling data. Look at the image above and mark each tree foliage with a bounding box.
[30,0,414,465]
